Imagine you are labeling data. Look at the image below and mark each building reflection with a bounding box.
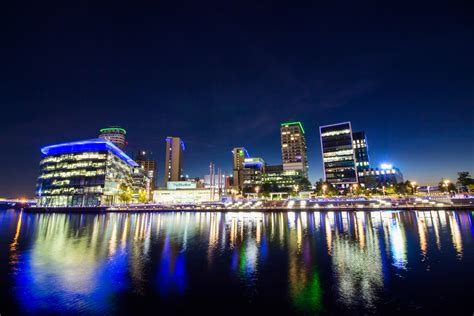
[4,209,473,314]
[287,212,323,314]
[327,212,384,310]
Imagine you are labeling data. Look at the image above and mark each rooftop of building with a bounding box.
[281,121,305,133]
[40,138,138,167]
[99,127,127,134]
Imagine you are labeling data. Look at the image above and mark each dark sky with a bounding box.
[1,1,473,197]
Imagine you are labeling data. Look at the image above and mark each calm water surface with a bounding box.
[0,209,473,315]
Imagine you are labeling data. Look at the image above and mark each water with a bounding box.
[0,209,473,315]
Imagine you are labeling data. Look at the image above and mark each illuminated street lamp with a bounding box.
[443,179,450,194]
[255,186,260,198]
[352,183,358,195]
[322,184,327,196]
[293,185,300,197]
[411,181,417,195]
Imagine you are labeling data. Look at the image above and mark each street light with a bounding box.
[352,183,358,196]
[411,181,417,195]
[294,185,299,197]
[255,186,260,197]
[443,179,450,195]
[322,184,327,196]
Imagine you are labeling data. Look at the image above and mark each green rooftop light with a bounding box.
[281,121,305,134]
[99,127,127,134]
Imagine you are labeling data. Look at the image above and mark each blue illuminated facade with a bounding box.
[36,139,139,207]
[243,158,265,190]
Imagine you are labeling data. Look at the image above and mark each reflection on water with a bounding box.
[0,210,473,315]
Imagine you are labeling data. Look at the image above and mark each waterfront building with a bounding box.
[262,164,302,190]
[320,122,358,187]
[281,121,308,177]
[242,158,265,190]
[36,138,138,207]
[352,131,370,171]
[131,167,151,202]
[232,147,250,191]
[135,150,157,191]
[166,181,197,190]
[164,137,185,186]
[153,189,211,204]
[358,165,404,188]
[98,126,127,149]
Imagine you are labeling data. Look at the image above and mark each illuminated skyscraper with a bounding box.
[320,122,358,187]
[98,126,127,149]
[280,121,308,178]
[232,147,249,191]
[352,131,370,171]
[164,137,185,186]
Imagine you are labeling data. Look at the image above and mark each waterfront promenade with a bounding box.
[25,196,474,212]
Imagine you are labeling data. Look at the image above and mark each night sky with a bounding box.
[1,2,473,197]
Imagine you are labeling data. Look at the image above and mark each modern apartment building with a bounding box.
[280,121,308,178]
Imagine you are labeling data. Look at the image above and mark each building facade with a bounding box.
[131,167,151,202]
[262,164,302,190]
[280,121,308,177]
[232,147,249,191]
[352,131,370,171]
[164,137,185,186]
[320,122,358,187]
[36,139,138,207]
[242,158,265,190]
[98,127,127,149]
[135,150,157,191]
[358,166,404,188]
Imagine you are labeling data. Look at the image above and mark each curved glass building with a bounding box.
[36,139,138,207]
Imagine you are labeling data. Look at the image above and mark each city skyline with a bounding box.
[1,2,473,196]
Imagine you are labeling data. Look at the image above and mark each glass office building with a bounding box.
[358,166,404,188]
[36,139,138,207]
[320,122,358,187]
[352,131,370,171]
[242,158,265,190]
[262,164,303,190]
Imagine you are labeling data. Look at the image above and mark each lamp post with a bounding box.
[294,185,299,197]
[255,186,260,199]
[443,179,450,195]
[411,181,417,195]
[382,185,386,197]
[322,184,327,197]
[352,183,358,196]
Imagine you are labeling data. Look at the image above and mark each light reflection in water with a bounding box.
[1,210,472,314]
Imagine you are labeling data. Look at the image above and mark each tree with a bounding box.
[295,177,312,191]
[314,179,337,196]
[384,185,396,196]
[118,183,132,204]
[438,178,456,193]
[457,172,474,186]
[138,189,148,203]
[394,181,411,195]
